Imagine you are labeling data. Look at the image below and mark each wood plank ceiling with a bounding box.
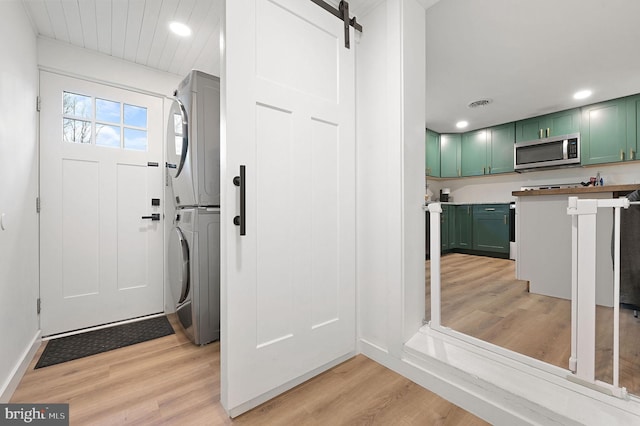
[21,0,222,77]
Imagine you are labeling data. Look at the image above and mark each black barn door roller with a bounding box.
[310,0,363,49]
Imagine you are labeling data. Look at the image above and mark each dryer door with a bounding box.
[168,226,190,305]
[167,99,189,179]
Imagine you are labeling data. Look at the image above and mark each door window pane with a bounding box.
[124,104,147,128]
[63,92,92,118]
[96,99,121,124]
[96,124,121,148]
[124,128,147,151]
[63,118,92,143]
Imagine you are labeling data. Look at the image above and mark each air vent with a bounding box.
[467,99,493,108]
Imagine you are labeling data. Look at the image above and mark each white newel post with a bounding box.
[568,197,598,382]
[567,196,629,398]
[427,203,442,328]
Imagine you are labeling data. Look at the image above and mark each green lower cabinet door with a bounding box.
[472,204,509,254]
[454,205,472,249]
[440,205,450,251]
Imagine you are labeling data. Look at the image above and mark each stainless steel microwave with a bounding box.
[514,133,580,172]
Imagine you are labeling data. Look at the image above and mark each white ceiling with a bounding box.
[22,0,639,135]
[426,0,640,133]
[21,0,222,77]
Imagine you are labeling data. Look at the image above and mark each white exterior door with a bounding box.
[221,0,357,416]
[39,71,164,336]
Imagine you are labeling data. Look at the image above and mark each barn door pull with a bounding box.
[233,165,246,236]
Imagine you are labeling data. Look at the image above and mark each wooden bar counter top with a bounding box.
[512,183,640,197]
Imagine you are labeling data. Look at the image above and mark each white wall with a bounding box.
[356,0,394,354]
[38,37,184,98]
[0,1,39,401]
[356,0,426,355]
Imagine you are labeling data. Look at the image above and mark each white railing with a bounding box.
[426,198,636,399]
[427,203,442,328]
[566,196,637,398]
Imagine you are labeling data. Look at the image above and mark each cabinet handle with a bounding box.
[504,215,507,225]
[630,149,635,161]
[458,168,461,177]
[483,166,486,174]
[485,208,496,211]
[621,149,625,161]
[488,165,492,174]
[539,129,543,139]
[546,128,550,138]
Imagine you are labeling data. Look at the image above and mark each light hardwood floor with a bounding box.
[11,314,488,425]
[427,253,640,395]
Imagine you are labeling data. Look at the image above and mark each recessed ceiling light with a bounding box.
[456,121,468,129]
[573,90,592,100]
[169,21,192,37]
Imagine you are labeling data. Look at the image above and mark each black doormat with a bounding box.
[35,316,174,369]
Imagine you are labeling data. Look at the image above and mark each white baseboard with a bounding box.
[359,337,577,426]
[0,330,42,402]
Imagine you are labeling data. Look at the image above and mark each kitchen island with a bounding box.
[513,184,640,307]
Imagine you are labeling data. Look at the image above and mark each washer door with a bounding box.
[166,99,189,179]
[168,226,190,305]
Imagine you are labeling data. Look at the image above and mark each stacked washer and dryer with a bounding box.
[166,71,220,345]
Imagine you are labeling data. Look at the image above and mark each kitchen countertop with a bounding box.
[422,201,510,210]
[512,184,640,197]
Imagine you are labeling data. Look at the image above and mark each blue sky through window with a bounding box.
[124,104,147,128]
[96,99,120,124]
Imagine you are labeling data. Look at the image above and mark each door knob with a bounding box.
[142,214,160,221]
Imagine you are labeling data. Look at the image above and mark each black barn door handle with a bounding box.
[233,165,246,236]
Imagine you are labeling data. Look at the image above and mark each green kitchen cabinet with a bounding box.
[581,98,628,165]
[461,123,515,177]
[426,129,441,177]
[461,129,487,176]
[472,204,509,254]
[440,204,452,251]
[487,123,515,174]
[440,134,462,178]
[453,205,473,249]
[625,95,640,162]
[515,108,581,142]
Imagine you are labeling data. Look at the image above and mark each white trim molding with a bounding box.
[1,330,41,402]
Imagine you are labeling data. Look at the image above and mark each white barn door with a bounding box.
[221,0,356,416]
[39,72,164,336]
